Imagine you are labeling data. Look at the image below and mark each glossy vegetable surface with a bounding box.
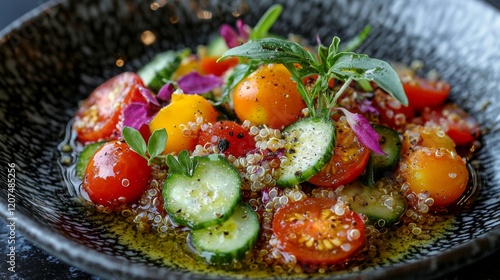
[308,118,370,188]
[149,94,218,154]
[233,64,306,129]
[82,140,151,207]
[197,120,255,157]
[73,72,145,143]
[400,148,468,208]
[272,198,365,265]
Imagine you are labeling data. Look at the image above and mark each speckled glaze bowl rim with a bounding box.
[1,1,500,279]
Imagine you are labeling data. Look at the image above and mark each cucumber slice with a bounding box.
[75,141,106,179]
[342,180,406,226]
[276,116,335,187]
[137,50,187,92]
[163,154,241,229]
[371,125,401,175]
[190,203,259,264]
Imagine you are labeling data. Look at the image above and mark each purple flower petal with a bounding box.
[177,71,223,94]
[138,86,160,106]
[123,103,150,130]
[157,83,175,103]
[336,107,385,155]
[236,19,249,41]
[316,34,322,46]
[220,24,240,48]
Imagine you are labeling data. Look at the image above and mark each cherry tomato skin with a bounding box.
[308,120,371,188]
[201,56,239,76]
[273,198,365,265]
[372,90,414,130]
[403,77,450,111]
[83,140,151,208]
[197,121,256,158]
[73,72,145,143]
[401,125,456,156]
[422,103,480,146]
[400,148,468,208]
[233,64,306,129]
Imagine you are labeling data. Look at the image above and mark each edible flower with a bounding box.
[336,107,384,155]
[220,19,250,48]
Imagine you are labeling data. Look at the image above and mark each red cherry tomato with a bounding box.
[273,198,365,265]
[372,90,414,130]
[73,72,145,143]
[197,121,256,158]
[422,103,480,146]
[83,140,151,208]
[403,76,450,111]
[200,56,239,76]
[308,119,371,188]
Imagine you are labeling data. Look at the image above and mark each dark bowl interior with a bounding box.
[1,0,499,279]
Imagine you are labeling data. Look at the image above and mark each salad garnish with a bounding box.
[122,126,167,166]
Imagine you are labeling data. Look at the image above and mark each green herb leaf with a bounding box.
[178,150,192,175]
[340,25,371,53]
[166,155,183,175]
[147,128,167,165]
[329,53,408,106]
[250,4,283,40]
[122,126,147,160]
[166,150,200,177]
[220,38,312,66]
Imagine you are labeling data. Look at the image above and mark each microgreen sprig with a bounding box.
[219,36,407,118]
[122,126,167,166]
[166,150,200,177]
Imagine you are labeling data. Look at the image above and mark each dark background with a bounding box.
[1,0,499,279]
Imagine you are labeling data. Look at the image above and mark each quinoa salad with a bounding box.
[61,4,482,277]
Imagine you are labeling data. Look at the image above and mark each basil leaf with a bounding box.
[329,53,408,106]
[250,4,283,40]
[122,126,147,159]
[220,38,311,66]
[147,128,167,165]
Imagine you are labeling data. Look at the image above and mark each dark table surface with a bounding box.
[1,1,499,279]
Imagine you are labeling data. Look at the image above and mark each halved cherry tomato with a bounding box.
[233,64,307,129]
[372,90,414,130]
[400,147,468,208]
[402,76,450,111]
[308,119,371,188]
[422,103,480,146]
[197,120,255,158]
[200,56,239,76]
[273,198,365,265]
[73,72,145,143]
[83,140,151,208]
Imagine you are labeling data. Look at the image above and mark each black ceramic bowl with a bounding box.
[1,0,499,279]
